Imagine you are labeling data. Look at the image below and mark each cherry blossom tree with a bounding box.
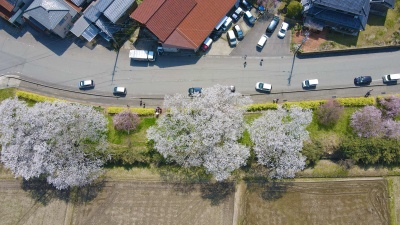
[147,85,252,181]
[316,99,344,126]
[113,110,140,134]
[0,99,109,190]
[249,106,312,179]
[380,95,400,119]
[350,106,384,138]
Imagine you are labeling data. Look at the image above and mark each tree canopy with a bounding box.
[0,99,109,190]
[147,85,252,181]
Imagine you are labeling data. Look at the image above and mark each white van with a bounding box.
[302,79,318,88]
[257,34,268,48]
[382,73,400,82]
[222,17,233,31]
[227,30,237,47]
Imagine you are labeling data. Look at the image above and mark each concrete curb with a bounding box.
[298,45,400,58]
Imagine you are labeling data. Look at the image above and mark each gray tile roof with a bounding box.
[103,0,133,23]
[70,15,91,36]
[95,15,120,38]
[312,0,370,16]
[24,0,77,30]
[24,0,69,29]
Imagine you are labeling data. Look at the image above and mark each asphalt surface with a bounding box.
[1,19,400,108]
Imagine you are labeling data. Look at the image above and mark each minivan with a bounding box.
[257,34,268,49]
[382,73,400,83]
[222,17,233,31]
[266,16,280,33]
[227,30,237,47]
[302,79,318,88]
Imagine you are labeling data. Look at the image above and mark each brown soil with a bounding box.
[293,29,328,52]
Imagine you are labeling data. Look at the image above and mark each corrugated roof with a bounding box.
[313,0,369,16]
[103,0,134,23]
[95,15,120,38]
[164,0,236,49]
[370,0,395,8]
[94,0,113,12]
[82,24,99,41]
[130,0,165,24]
[24,0,70,30]
[70,15,91,36]
[83,4,101,22]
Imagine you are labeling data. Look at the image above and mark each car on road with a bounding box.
[302,79,319,88]
[257,34,268,49]
[382,73,400,83]
[78,80,95,90]
[354,76,372,85]
[113,86,127,96]
[188,87,202,96]
[277,22,289,38]
[266,16,280,33]
[244,11,256,26]
[255,82,272,92]
[227,30,237,47]
[201,37,213,52]
[233,25,244,40]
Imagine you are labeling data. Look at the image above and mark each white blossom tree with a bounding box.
[0,99,109,190]
[249,106,312,179]
[147,85,252,181]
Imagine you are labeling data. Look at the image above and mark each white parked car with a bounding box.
[302,79,319,88]
[227,30,237,47]
[255,82,272,92]
[278,22,289,38]
[257,34,268,49]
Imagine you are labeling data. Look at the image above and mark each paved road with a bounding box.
[1,20,400,108]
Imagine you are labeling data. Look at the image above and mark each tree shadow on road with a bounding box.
[21,177,106,206]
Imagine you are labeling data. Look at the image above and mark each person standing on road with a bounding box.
[260,59,263,66]
[244,61,247,68]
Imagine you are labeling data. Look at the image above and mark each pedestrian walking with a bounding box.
[244,61,247,68]
[365,90,373,97]
[260,59,263,66]
[139,100,142,106]
[143,103,146,108]
[276,98,279,103]
[244,55,247,60]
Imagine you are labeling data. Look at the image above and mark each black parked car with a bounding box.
[354,76,372,85]
[210,29,223,41]
[188,87,202,96]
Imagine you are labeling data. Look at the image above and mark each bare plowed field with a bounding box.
[242,179,389,225]
[0,180,68,225]
[71,181,234,225]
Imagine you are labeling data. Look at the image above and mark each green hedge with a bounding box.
[283,100,327,109]
[16,90,59,102]
[247,103,278,111]
[106,106,155,116]
[335,97,375,107]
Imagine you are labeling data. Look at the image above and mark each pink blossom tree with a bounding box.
[350,106,384,138]
[249,106,312,179]
[0,99,109,190]
[147,85,252,181]
[113,110,140,134]
[379,95,400,119]
[316,99,344,126]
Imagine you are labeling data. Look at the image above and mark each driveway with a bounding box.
[230,13,291,57]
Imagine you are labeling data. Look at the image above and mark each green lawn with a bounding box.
[0,88,15,101]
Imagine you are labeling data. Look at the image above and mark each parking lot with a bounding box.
[206,9,291,57]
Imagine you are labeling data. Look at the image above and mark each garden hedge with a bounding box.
[247,103,278,111]
[16,90,59,102]
[106,106,155,116]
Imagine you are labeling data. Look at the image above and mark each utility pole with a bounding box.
[288,31,309,86]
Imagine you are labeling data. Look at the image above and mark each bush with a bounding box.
[379,95,400,119]
[107,106,155,116]
[283,100,326,109]
[316,99,344,126]
[341,136,400,165]
[16,90,59,102]
[336,97,375,107]
[247,103,278,111]
[302,139,324,166]
[286,1,302,19]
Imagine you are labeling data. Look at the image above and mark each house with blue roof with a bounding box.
[370,0,395,16]
[301,0,371,36]
[23,0,79,38]
[70,0,135,42]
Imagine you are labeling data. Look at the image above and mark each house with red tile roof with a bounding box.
[130,0,237,51]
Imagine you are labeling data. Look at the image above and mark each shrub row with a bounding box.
[246,103,278,111]
[247,97,376,111]
[106,106,155,116]
[16,90,59,102]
